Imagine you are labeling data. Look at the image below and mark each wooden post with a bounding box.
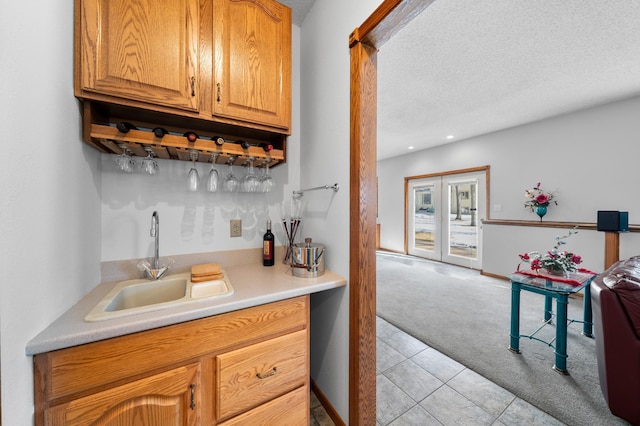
[604,232,620,270]
[349,38,378,426]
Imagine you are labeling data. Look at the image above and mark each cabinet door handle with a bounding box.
[256,366,277,379]
[190,383,196,409]
[190,77,196,97]
[216,83,221,102]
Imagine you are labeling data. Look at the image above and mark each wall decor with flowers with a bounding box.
[524,182,557,221]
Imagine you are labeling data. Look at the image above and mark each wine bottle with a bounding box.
[152,127,169,138]
[183,131,198,142]
[211,136,225,146]
[263,220,275,266]
[116,122,137,133]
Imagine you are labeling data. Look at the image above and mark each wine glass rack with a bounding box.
[87,122,286,168]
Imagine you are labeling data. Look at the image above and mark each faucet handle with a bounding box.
[137,260,152,273]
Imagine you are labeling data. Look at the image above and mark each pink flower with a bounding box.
[519,253,530,261]
[531,259,542,270]
[535,194,549,205]
[571,255,582,264]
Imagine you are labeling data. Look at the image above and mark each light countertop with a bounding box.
[26,262,346,355]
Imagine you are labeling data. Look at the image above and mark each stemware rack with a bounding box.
[89,123,285,168]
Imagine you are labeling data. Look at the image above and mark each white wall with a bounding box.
[378,96,640,276]
[0,1,102,424]
[300,0,381,421]
[100,154,293,261]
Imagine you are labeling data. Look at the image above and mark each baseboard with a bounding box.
[311,379,345,426]
[377,247,404,254]
[480,270,506,280]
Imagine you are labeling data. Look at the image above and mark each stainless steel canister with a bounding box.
[291,237,325,278]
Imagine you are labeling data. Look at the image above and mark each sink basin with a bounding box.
[105,277,188,312]
[85,272,234,322]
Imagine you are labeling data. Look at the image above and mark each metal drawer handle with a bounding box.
[256,367,277,379]
[190,383,196,409]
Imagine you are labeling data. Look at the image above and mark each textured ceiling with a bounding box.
[284,1,640,161]
[278,0,316,26]
[377,0,640,160]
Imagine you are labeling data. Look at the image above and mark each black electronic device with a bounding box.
[597,210,629,232]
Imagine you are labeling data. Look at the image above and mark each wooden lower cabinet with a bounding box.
[218,386,308,426]
[34,296,310,425]
[216,330,307,421]
[45,363,200,426]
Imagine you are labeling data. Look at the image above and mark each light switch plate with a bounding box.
[230,219,242,237]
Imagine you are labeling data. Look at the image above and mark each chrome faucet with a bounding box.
[151,211,159,270]
[138,211,172,280]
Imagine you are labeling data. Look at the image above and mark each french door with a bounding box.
[407,170,486,269]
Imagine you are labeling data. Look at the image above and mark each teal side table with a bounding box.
[508,271,596,374]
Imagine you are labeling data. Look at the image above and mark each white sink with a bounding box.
[85,272,234,322]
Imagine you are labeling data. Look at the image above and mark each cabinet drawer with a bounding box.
[218,385,308,426]
[216,329,308,420]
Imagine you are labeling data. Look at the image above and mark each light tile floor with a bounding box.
[311,389,336,426]
[375,316,565,425]
[310,316,565,425]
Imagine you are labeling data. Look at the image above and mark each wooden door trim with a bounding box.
[349,0,434,423]
[405,165,491,182]
[349,40,377,426]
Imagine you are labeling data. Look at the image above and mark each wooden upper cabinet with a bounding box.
[213,0,292,131]
[76,0,200,111]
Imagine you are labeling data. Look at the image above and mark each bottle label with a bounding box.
[263,241,272,258]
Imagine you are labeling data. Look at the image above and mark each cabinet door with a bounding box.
[45,363,200,426]
[213,0,291,130]
[79,0,199,111]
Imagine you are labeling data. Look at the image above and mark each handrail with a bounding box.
[482,219,640,233]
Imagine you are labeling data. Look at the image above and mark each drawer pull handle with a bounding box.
[256,367,277,379]
[190,383,196,409]
[190,77,196,97]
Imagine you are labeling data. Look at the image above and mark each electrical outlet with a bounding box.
[230,219,242,237]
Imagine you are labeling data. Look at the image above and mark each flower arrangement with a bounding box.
[524,182,557,212]
[518,227,582,275]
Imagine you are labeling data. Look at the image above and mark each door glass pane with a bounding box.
[448,180,478,259]
[414,185,435,252]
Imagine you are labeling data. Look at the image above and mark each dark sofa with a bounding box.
[592,256,640,425]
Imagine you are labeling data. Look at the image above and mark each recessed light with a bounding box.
[446,135,454,140]
[408,146,414,150]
